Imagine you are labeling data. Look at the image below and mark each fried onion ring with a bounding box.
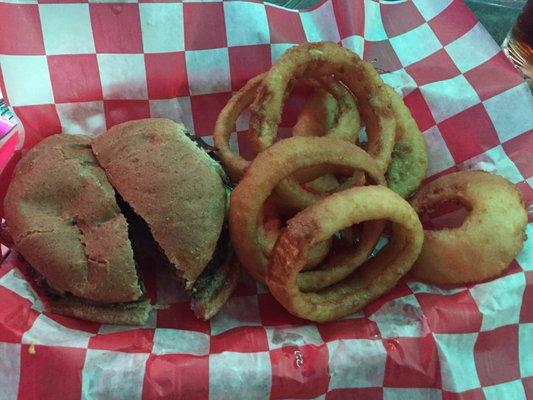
[409,171,527,285]
[229,136,386,290]
[214,73,361,186]
[249,41,396,173]
[298,219,387,292]
[293,78,360,143]
[384,86,428,198]
[248,42,395,209]
[257,198,331,271]
[292,85,337,138]
[303,173,341,194]
[266,185,423,322]
[290,79,360,188]
[213,73,264,182]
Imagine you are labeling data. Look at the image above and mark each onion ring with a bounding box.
[249,41,396,173]
[303,173,340,194]
[257,198,331,271]
[290,79,360,187]
[290,84,339,188]
[266,185,423,322]
[292,86,336,138]
[409,171,527,285]
[384,86,428,198]
[293,78,360,143]
[214,73,361,186]
[229,136,386,290]
[298,219,386,292]
[213,73,264,182]
[248,42,395,209]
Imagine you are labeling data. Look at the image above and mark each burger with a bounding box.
[3,118,238,325]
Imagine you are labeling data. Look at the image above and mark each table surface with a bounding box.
[266,0,525,45]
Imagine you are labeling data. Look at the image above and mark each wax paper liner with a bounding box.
[0,0,532,399]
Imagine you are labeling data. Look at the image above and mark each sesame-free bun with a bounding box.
[92,119,226,287]
[4,134,142,303]
[47,295,153,326]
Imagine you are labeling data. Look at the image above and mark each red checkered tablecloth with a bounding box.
[0,0,532,399]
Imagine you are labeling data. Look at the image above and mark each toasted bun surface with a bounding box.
[92,119,226,287]
[4,134,142,303]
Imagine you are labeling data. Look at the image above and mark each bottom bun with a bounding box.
[190,253,240,320]
[47,296,153,326]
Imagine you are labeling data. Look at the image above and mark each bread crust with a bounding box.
[92,119,226,287]
[4,134,142,302]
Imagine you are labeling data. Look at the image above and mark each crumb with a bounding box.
[28,343,36,355]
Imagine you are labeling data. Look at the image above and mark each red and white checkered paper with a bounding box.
[0,0,532,398]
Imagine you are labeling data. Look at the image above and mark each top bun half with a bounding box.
[92,119,227,287]
[4,134,142,302]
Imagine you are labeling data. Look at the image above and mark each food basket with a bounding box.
[0,0,531,398]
